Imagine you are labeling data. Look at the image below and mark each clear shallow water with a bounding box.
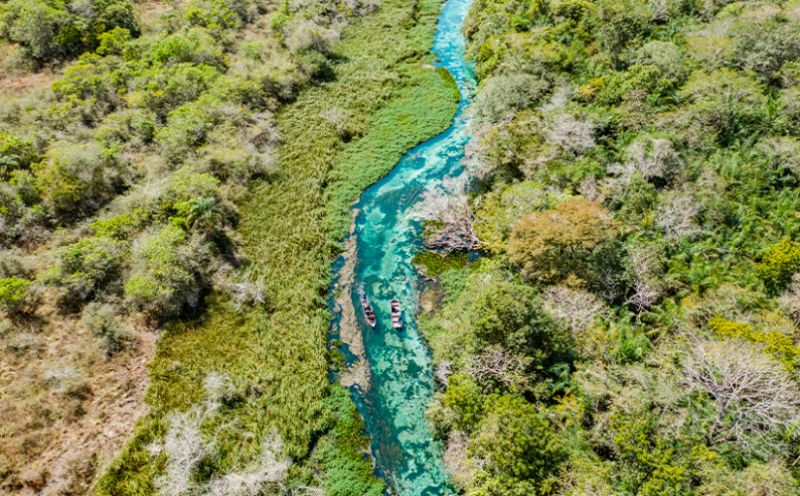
[334,0,476,493]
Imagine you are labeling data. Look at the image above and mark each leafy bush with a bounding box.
[0,131,37,179]
[49,236,124,308]
[34,141,130,220]
[95,109,158,149]
[0,276,35,316]
[146,28,224,68]
[124,225,208,320]
[758,239,800,294]
[51,54,124,118]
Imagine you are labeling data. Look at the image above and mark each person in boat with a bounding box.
[390,299,402,329]
[360,291,377,327]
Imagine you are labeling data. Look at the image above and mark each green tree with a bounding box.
[677,69,768,145]
[470,395,564,493]
[465,279,573,391]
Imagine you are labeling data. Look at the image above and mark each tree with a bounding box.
[677,69,768,145]
[465,279,573,393]
[508,198,617,284]
[415,175,480,252]
[472,74,550,123]
[470,395,564,492]
[466,345,532,392]
[682,339,800,456]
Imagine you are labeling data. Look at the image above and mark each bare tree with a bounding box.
[435,360,453,386]
[204,432,291,496]
[656,189,703,242]
[154,408,212,496]
[541,285,610,335]
[545,112,595,155]
[625,244,667,311]
[624,137,682,182]
[682,339,800,454]
[443,431,475,489]
[466,345,532,391]
[415,176,480,252]
[153,373,291,496]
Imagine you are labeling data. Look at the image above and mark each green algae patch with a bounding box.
[413,250,472,278]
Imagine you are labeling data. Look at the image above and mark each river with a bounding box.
[331,0,476,493]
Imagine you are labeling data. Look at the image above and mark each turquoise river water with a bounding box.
[331,0,477,494]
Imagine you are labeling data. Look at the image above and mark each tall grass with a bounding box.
[96,0,456,493]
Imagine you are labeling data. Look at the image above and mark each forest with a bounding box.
[2,0,800,494]
[414,0,800,493]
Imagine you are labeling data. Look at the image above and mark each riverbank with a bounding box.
[96,0,457,492]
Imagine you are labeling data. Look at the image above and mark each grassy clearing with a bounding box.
[96,0,456,493]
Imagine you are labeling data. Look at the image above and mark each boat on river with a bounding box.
[390,299,402,330]
[360,289,376,328]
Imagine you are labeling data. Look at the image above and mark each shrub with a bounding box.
[96,26,132,56]
[146,28,224,68]
[52,54,124,118]
[34,141,129,220]
[155,96,239,162]
[95,109,158,149]
[0,276,36,316]
[83,302,133,357]
[0,0,75,63]
[0,131,37,179]
[41,364,89,398]
[131,63,221,117]
[125,225,208,320]
[50,236,124,308]
[161,166,222,211]
[89,209,150,240]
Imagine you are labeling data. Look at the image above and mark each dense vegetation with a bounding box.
[0,0,456,493]
[416,0,800,494]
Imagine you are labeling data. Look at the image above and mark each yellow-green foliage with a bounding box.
[709,316,800,371]
[758,239,800,293]
[508,198,617,283]
[0,276,32,314]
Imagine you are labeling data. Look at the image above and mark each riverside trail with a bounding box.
[330,0,477,494]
